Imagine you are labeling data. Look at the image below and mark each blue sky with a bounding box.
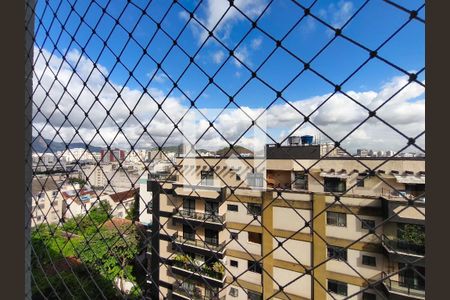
[32,0,425,152]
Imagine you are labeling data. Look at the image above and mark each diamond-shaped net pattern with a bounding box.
[25,0,425,299]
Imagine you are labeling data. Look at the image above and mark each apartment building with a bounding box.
[145,145,425,300]
[30,177,63,227]
[81,163,141,193]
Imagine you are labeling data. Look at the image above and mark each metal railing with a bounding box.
[172,260,225,282]
[382,235,425,256]
[172,232,226,253]
[381,272,425,298]
[173,209,226,225]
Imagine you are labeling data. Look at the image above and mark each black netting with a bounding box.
[25,0,425,299]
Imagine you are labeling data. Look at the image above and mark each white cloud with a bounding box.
[233,47,250,67]
[187,0,268,44]
[319,1,354,28]
[33,47,425,154]
[251,37,263,49]
[212,50,226,64]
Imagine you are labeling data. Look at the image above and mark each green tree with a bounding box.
[399,224,425,245]
[126,192,139,221]
[76,222,141,297]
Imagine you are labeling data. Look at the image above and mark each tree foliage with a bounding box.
[399,224,425,245]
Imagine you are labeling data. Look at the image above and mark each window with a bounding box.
[328,280,347,296]
[327,246,347,261]
[362,219,375,230]
[327,212,347,227]
[293,171,308,190]
[201,170,214,186]
[205,229,218,246]
[227,204,238,212]
[183,198,195,213]
[236,174,241,181]
[229,287,239,297]
[118,212,123,218]
[51,200,58,206]
[230,260,238,267]
[38,204,45,209]
[248,260,262,274]
[183,225,195,241]
[362,255,376,267]
[362,292,377,300]
[248,232,262,244]
[248,291,263,300]
[324,178,346,193]
[230,232,238,240]
[205,201,218,215]
[246,172,264,187]
[356,174,366,187]
[247,203,261,216]
[36,216,41,221]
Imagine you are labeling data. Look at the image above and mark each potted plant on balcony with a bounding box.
[173,254,190,269]
[212,261,225,278]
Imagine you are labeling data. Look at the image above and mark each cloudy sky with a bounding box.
[32,0,425,154]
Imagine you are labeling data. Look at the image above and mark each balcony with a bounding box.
[172,209,226,230]
[171,257,225,288]
[172,284,224,300]
[172,233,226,258]
[382,235,425,257]
[381,272,425,299]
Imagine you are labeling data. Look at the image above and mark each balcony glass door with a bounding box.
[183,198,195,214]
[205,229,219,246]
[205,201,219,222]
[398,263,425,290]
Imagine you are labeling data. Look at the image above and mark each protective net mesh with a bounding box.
[25,0,425,299]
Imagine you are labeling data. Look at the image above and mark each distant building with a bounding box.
[100,148,126,163]
[148,150,164,161]
[357,149,369,157]
[32,153,66,173]
[386,150,395,157]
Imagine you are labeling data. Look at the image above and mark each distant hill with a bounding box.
[32,136,103,153]
[215,145,253,157]
[150,146,210,154]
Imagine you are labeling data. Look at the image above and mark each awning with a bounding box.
[320,171,349,179]
[394,174,425,184]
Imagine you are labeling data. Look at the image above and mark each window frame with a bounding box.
[248,232,262,244]
[327,246,348,261]
[230,260,238,268]
[328,279,348,296]
[362,255,377,267]
[361,219,376,230]
[327,211,347,227]
[293,171,308,190]
[324,177,346,193]
[227,204,238,212]
[229,287,239,297]
[247,203,262,216]
[200,170,214,186]
[247,260,262,274]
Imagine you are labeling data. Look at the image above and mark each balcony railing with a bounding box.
[172,284,224,300]
[381,272,425,299]
[172,233,226,253]
[382,235,425,256]
[172,260,225,282]
[173,209,225,225]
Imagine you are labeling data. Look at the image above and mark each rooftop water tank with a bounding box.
[301,135,314,145]
[288,136,301,146]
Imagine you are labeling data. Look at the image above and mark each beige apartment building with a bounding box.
[146,145,425,300]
